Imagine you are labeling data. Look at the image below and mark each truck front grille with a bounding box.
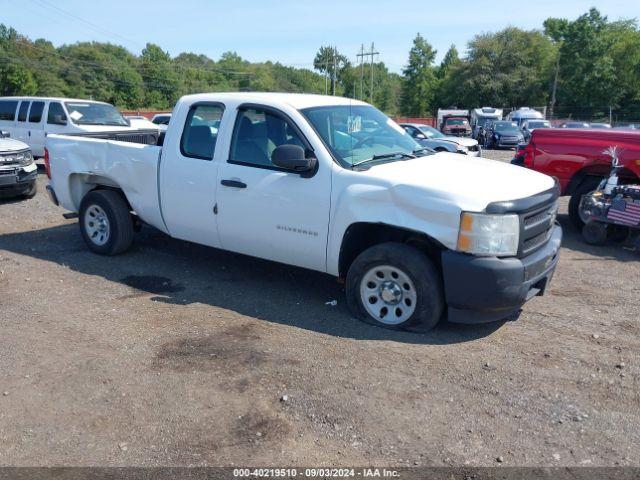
[519,200,558,257]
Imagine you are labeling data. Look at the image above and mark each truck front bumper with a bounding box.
[441,224,562,324]
[0,165,37,198]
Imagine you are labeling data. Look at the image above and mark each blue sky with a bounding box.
[2,0,638,72]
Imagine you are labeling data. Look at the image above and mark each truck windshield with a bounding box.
[64,102,128,127]
[446,118,468,125]
[494,122,520,132]
[301,105,425,167]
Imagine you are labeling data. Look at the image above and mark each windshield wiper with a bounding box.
[351,151,416,168]
[412,147,435,156]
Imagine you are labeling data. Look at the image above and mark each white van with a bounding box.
[0,97,160,157]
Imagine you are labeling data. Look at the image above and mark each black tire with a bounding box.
[345,242,444,332]
[79,190,134,255]
[22,181,37,199]
[569,177,603,230]
[582,221,607,246]
[607,224,631,243]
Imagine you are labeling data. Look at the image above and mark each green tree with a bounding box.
[140,43,180,108]
[401,34,438,116]
[441,28,555,108]
[313,46,350,95]
[545,8,639,109]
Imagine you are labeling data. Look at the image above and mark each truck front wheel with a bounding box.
[79,190,134,255]
[346,243,444,331]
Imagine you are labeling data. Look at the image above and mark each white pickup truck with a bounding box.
[45,92,562,331]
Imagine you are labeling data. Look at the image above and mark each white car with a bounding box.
[401,123,481,157]
[45,92,561,331]
[0,97,160,156]
[0,137,37,199]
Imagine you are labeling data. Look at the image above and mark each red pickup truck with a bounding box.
[516,128,640,228]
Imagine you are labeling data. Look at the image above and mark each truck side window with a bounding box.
[230,108,305,168]
[47,102,67,124]
[29,101,45,123]
[18,101,30,122]
[180,104,224,160]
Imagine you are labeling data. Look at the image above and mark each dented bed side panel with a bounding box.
[46,134,167,233]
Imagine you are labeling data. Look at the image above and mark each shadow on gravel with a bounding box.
[0,223,504,345]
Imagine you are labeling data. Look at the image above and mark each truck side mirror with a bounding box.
[415,133,426,140]
[271,144,316,175]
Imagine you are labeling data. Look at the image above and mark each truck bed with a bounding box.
[46,134,166,232]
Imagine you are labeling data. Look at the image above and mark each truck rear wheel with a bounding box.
[79,190,134,255]
[569,177,602,230]
[346,242,444,331]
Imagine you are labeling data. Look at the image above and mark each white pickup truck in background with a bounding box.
[45,92,562,331]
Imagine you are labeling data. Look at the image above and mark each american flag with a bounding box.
[607,198,640,226]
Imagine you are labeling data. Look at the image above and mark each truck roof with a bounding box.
[178,92,369,110]
[0,96,111,105]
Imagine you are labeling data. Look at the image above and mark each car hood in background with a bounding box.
[0,138,31,153]
[440,136,478,147]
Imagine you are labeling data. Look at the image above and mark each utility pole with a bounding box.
[324,57,329,95]
[332,46,337,96]
[358,44,365,100]
[356,42,379,103]
[370,42,376,104]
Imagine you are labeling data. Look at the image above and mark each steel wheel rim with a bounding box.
[579,190,597,224]
[84,204,110,246]
[360,265,417,325]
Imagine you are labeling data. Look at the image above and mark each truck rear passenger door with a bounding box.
[159,102,225,248]
[215,105,330,272]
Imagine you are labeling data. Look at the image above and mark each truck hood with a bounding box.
[360,152,555,212]
[0,138,31,153]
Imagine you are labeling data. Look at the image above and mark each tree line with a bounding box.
[1,8,638,118]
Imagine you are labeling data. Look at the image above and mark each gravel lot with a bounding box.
[0,150,639,467]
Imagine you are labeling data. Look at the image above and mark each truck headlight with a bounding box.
[457,212,520,256]
[17,151,34,166]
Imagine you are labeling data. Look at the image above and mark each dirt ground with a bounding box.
[0,150,638,467]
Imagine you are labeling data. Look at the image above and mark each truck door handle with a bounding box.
[221,179,247,189]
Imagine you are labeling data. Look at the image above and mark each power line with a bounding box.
[30,0,144,49]
[356,42,379,103]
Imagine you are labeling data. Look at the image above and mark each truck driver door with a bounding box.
[216,105,331,272]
